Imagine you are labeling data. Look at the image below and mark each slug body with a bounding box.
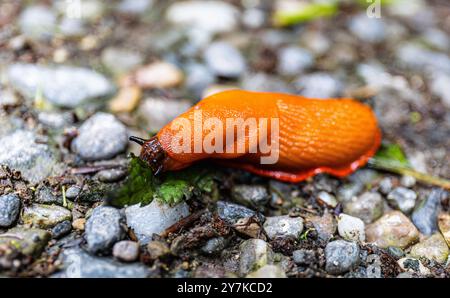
[133,90,381,183]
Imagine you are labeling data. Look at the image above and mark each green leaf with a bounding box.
[155,180,192,206]
[373,143,409,167]
[109,155,218,207]
[273,1,338,27]
[109,154,155,208]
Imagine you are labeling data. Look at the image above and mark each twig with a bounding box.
[160,209,206,237]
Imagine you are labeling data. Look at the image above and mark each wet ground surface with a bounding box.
[0,0,449,278]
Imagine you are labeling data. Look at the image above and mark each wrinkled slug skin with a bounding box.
[157,90,382,183]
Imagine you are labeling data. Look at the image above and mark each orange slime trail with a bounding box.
[135,90,381,183]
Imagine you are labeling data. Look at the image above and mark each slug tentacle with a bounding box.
[131,135,167,175]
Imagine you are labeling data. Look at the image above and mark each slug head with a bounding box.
[129,136,167,175]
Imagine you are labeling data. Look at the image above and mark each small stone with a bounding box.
[430,72,450,108]
[379,177,393,194]
[113,240,140,262]
[411,189,443,235]
[58,17,85,37]
[147,240,171,259]
[337,214,365,242]
[344,192,384,224]
[348,13,386,43]
[387,187,417,214]
[242,8,265,29]
[201,237,228,255]
[101,47,144,76]
[204,42,246,78]
[0,227,51,257]
[400,175,416,188]
[422,28,450,51]
[337,182,364,203]
[246,265,286,278]
[130,62,183,89]
[137,97,191,132]
[51,220,72,239]
[241,73,293,93]
[72,113,128,161]
[166,1,239,34]
[294,72,343,98]
[96,168,127,183]
[231,185,270,208]
[0,194,20,228]
[125,201,190,244]
[239,239,274,276]
[35,186,61,204]
[72,218,86,231]
[0,130,56,184]
[19,5,56,40]
[316,191,338,208]
[22,204,72,229]
[309,212,337,241]
[277,46,314,76]
[387,247,405,260]
[54,248,150,278]
[410,233,449,264]
[65,186,81,200]
[292,249,316,265]
[109,86,142,113]
[397,43,450,74]
[366,211,420,249]
[216,201,261,225]
[7,64,114,108]
[438,213,450,247]
[85,206,125,254]
[116,0,153,14]
[366,254,382,278]
[325,240,360,275]
[263,216,303,240]
[397,257,430,276]
[37,112,73,129]
[184,63,215,97]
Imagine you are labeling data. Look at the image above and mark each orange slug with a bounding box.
[130,90,381,183]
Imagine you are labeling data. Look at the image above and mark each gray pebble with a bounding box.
[0,194,21,228]
[72,113,128,161]
[263,215,303,240]
[51,220,72,239]
[85,206,125,254]
[295,72,343,98]
[201,237,228,255]
[387,187,417,214]
[97,168,127,183]
[325,240,360,275]
[216,201,262,225]
[292,249,316,265]
[113,240,140,262]
[204,41,246,78]
[231,185,270,208]
[411,189,444,235]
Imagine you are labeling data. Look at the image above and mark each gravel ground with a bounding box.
[0,0,449,278]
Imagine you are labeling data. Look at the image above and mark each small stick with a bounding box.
[160,209,206,237]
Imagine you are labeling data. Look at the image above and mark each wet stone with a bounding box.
[54,248,151,278]
[344,192,384,224]
[309,212,337,241]
[246,265,286,278]
[239,239,274,276]
[51,220,72,239]
[411,189,443,235]
[35,186,61,205]
[337,214,365,242]
[85,206,125,254]
[96,168,127,183]
[292,249,316,266]
[410,233,449,264]
[316,191,338,208]
[65,186,81,200]
[294,72,343,98]
[0,194,20,228]
[7,64,114,108]
[201,237,229,256]
[216,201,262,225]
[0,227,51,257]
[71,113,128,161]
[263,215,303,240]
[366,211,420,249]
[325,240,360,275]
[0,130,56,184]
[22,204,72,229]
[204,42,246,78]
[231,185,270,208]
[112,240,140,262]
[387,187,417,214]
[125,201,190,244]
